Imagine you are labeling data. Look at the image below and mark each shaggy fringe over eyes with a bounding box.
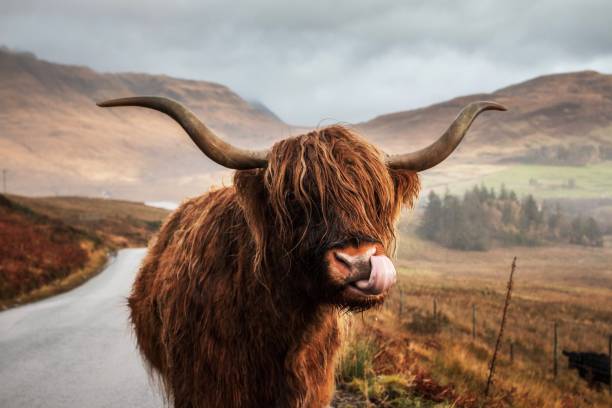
[260,125,420,259]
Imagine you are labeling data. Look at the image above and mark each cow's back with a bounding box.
[127,188,239,377]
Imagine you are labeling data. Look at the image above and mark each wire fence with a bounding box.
[384,285,612,392]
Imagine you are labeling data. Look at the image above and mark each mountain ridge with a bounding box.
[359,70,612,161]
[1,47,611,200]
[0,47,293,200]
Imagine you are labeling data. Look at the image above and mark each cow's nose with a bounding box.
[325,242,396,295]
[332,247,376,282]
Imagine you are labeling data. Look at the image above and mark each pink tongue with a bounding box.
[355,255,397,295]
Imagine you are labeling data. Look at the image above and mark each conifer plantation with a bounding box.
[418,185,604,251]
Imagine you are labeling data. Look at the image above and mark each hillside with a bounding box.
[0,47,293,201]
[331,227,612,407]
[7,195,169,247]
[0,194,169,308]
[2,47,612,202]
[359,71,612,163]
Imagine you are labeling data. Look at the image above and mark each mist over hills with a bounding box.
[1,47,611,201]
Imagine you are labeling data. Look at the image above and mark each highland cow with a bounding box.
[563,350,611,387]
[98,96,505,407]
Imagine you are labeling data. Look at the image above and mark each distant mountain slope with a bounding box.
[359,71,612,162]
[2,46,612,201]
[0,48,293,200]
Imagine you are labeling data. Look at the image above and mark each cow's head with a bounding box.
[98,97,505,310]
[562,350,580,369]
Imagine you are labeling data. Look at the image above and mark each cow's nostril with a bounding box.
[334,252,352,270]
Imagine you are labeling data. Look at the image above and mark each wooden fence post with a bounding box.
[608,334,611,394]
[472,304,476,340]
[2,169,7,194]
[553,321,558,378]
[398,288,403,322]
[433,298,437,320]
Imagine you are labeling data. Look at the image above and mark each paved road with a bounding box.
[0,248,165,408]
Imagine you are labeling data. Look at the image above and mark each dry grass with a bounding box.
[0,194,169,309]
[335,227,612,407]
[333,313,465,408]
[485,257,516,397]
[7,195,169,247]
[2,243,111,309]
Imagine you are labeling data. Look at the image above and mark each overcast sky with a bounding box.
[1,0,612,125]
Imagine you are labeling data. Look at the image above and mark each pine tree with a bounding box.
[547,204,564,240]
[443,194,469,249]
[418,191,443,240]
[569,216,585,245]
[502,201,514,225]
[415,184,603,250]
[520,195,540,232]
[499,184,509,200]
[584,217,604,247]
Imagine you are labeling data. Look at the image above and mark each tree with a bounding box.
[463,189,491,250]
[569,216,585,245]
[520,195,540,232]
[499,184,509,200]
[547,204,566,240]
[418,191,443,240]
[415,184,604,251]
[584,217,604,247]
[442,193,469,249]
[502,201,515,225]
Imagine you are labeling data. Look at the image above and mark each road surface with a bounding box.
[0,248,165,408]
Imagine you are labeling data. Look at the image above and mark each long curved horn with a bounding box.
[386,101,507,171]
[97,96,269,170]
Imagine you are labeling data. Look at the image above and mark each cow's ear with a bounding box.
[390,169,420,208]
[234,169,268,251]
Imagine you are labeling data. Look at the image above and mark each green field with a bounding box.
[429,161,612,199]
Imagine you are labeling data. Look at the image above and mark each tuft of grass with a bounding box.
[337,336,376,383]
[339,374,455,408]
[334,317,476,407]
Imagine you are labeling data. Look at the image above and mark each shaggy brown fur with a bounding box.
[129,125,420,407]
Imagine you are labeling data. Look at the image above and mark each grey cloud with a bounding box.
[1,0,611,124]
